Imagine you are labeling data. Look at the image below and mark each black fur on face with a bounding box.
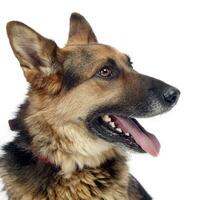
[119,73,180,118]
[63,69,81,91]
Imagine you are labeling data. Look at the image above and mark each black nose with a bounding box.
[163,87,180,106]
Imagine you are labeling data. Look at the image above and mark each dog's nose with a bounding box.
[163,87,180,106]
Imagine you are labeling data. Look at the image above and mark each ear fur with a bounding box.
[67,12,97,45]
[7,21,62,94]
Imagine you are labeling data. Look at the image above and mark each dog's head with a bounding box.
[7,13,180,158]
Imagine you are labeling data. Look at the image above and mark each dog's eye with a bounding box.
[99,67,112,78]
[96,59,120,80]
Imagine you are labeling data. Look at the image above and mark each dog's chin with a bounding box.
[86,112,161,157]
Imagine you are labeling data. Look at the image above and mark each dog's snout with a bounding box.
[162,87,180,106]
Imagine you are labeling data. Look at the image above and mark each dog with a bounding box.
[0,12,180,200]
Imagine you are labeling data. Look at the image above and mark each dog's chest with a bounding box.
[45,158,129,200]
[47,168,128,200]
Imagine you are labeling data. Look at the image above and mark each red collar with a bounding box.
[37,155,53,165]
[32,149,55,165]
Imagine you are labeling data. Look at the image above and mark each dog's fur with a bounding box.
[0,13,179,199]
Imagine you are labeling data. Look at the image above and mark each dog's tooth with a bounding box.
[116,128,122,133]
[125,132,130,136]
[106,115,111,122]
[109,122,116,128]
[102,115,106,121]
[103,115,111,122]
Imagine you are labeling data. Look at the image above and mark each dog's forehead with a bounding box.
[62,44,126,69]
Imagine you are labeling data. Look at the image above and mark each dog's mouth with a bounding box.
[88,114,160,157]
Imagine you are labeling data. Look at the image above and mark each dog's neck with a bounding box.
[5,101,132,199]
[8,103,125,178]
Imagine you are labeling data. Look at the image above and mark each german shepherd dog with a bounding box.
[0,13,180,200]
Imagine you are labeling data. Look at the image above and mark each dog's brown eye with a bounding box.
[99,67,112,77]
[96,59,120,80]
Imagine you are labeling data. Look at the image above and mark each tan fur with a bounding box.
[0,13,151,200]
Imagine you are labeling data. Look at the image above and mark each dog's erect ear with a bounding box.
[67,12,98,45]
[7,21,61,77]
[7,21,62,93]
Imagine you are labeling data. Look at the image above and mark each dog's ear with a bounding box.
[7,21,62,93]
[67,12,98,45]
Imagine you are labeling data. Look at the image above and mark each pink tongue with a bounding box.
[113,116,161,157]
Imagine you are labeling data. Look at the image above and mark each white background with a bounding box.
[0,0,200,199]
